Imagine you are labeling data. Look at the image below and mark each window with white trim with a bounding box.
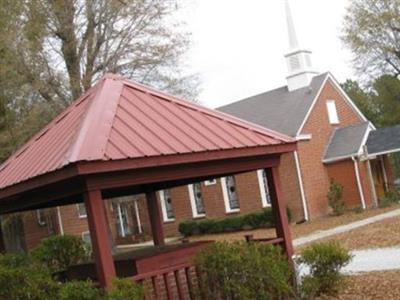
[188,183,206,218]
[77,203,87,218]
[326,100,339,124]
[204,179,216,186]
[159,190,175,222]
[221,176,240,213]
[81,231,91,245]
[36,210,47,226]
[112,201,133,237]
[257,169,271,207]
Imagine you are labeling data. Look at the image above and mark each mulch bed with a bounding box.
[317,270,400,300]
[297,214,400,251]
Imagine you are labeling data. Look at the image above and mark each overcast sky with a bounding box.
[180,0,354,108]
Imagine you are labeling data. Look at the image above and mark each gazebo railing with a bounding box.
[130,237,285,299]
[132,262,199,300]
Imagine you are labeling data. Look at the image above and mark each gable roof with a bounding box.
[366,124,400,156]
[0,73,295,190]
[323,122,370,163]
[218,73,329,136]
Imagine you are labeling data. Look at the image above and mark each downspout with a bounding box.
[352,156,366,210]
[294,151,309,221]
[56,207,64,235]
[363,146,378,208]
[134,200,143,234]
[380,156,389,191]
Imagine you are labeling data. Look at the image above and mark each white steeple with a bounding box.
[284,0,318,91]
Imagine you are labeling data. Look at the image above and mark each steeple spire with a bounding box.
[285,0,299,50]
[284,0,318,91]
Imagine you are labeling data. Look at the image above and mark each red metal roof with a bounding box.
[0,73,295,190]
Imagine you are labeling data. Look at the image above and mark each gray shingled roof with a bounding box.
[217,73,328,136]
[323,122,370,162]
[367,125,400,156]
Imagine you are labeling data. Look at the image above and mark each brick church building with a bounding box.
[1,0,398,252]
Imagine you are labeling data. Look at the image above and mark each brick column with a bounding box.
[146,191,165,246]
[84,190,116,289]
[266,167,294,258]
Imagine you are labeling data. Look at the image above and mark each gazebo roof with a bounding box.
[0,74,294,191]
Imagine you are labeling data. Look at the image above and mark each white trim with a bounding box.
[76,203,87,218]
[204,179,216,186]
[294,151,309,221]
[357,123,373,156]
[328,73,374,128]
[323,153,358,164]
[159,190,175,222]
[368,148,400,158]
[56,207,64,235]
[188,184,206,218]
[380,156,389,191]
[295,134,312,141]
[36,210,46,226]
[221,177,240,213]
[134,200,142,234]
[257,170,271,208]
[296,73,374,136]
[366,158,379,207]
[353,157,366,210]
[81,231,91,244]
[326,100,340,125]
[116,203,126,237]
[296,74,329,136]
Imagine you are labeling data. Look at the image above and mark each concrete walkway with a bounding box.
[293,208,400,247]
[344,247,400,273]
[297,246,400,276]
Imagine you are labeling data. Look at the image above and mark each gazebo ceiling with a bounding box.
[0,73,296,211]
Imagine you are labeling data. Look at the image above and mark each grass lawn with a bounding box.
[187,204,400,244]
[317,270,400,300]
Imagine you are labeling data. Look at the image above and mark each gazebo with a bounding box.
[0,74,297,289]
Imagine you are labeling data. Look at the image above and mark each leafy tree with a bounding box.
[342,0,400,78]
[342,75,400,127]
[341,79,378,123]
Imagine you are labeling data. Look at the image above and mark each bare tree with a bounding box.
[8,0,198,108]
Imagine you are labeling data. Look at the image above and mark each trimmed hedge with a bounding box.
[195,241,295,299]
[179,208,292,236]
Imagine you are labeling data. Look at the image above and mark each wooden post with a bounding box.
[266,167,294,258]
[146,191,165,246]
[84,190,116,289]
[0,217,6,253]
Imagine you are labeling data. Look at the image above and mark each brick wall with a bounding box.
[298,79,365,218]
[159,171,270,237]
[279,152,304,222]
[326,160,362,209]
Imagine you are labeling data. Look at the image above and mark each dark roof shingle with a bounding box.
[218,73,328,136]
[367,125,400,156]
[323,122,370,162]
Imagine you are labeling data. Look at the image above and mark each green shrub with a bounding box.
[195,241,295,300]
[105,278,145,300]
[59,280,102,300]
[0,253,59,300]
[297,241,352,298]
[32,234,90,273]
[179,208,274,236]
[379,190,400,207]
[327,181,345,216]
